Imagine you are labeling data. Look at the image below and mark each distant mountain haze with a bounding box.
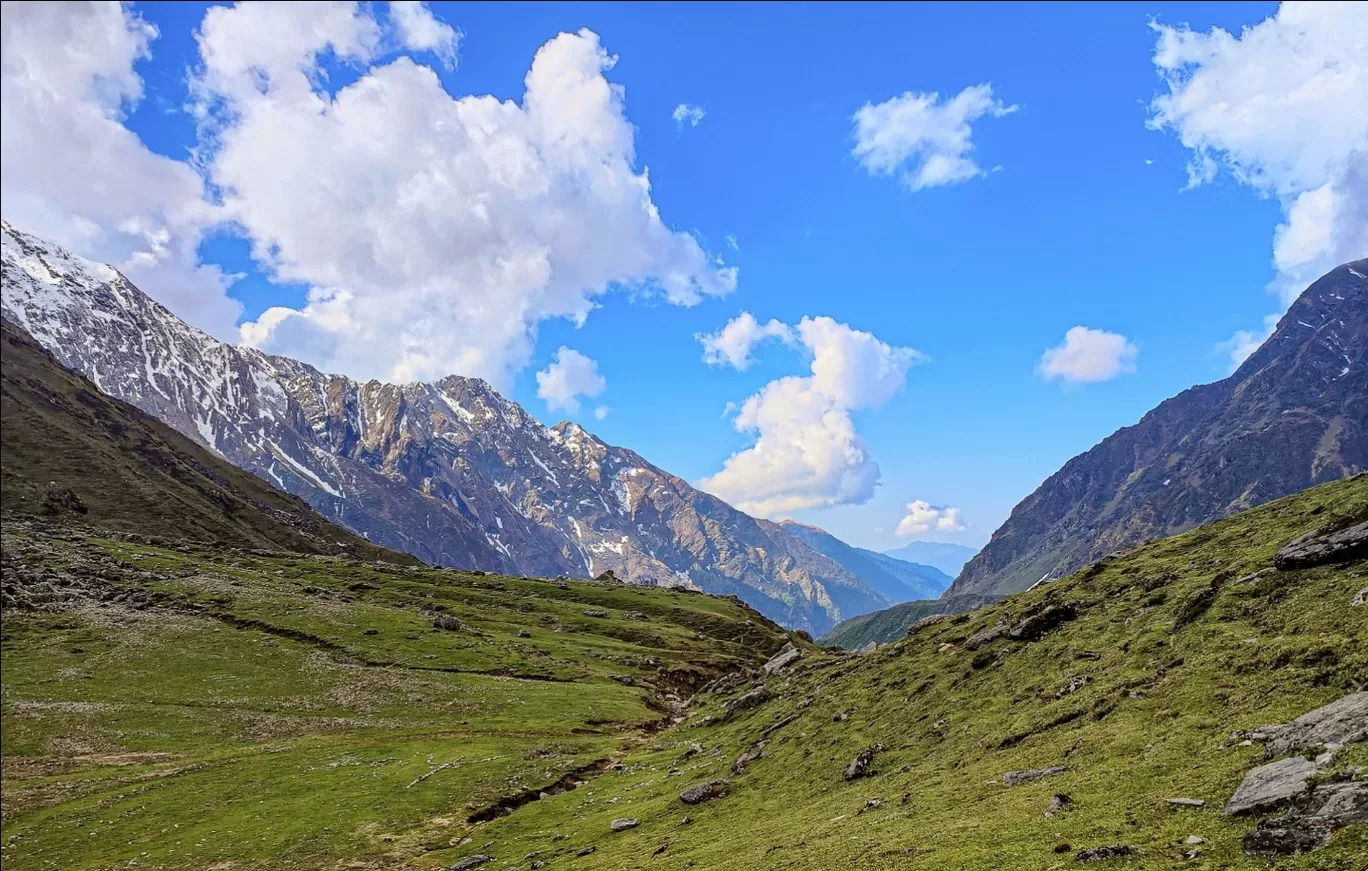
[882,540,979,577]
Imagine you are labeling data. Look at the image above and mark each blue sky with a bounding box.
[5,1,1363,552]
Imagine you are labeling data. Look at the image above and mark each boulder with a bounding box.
[1260,692,1368,758]
[1045,793,1072,818]
[855,641,877,655]
[1002,765,1070,787]
[762,642,801,675]
[1166,798,1206,808]
[1056,676,1089,698]
[732,740,767,775]
[679,779,730,805]
[41,482,87,515]
[1352,587,1367,607]
[908,614,948,634]
[844,748,875,781]
[433,613,462,631]
[595,570,621,583]
[964,621,1007,650]
[1075,845,1135,862]
[1274,520,1368,570]
[1223,756,1317,815]
[723,686,772,717]
[1010,603,1078,641]
[610,818,639,832]
[449,856,492,870]
[582,609,608,618]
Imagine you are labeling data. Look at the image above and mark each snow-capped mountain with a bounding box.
[0,222,887,632]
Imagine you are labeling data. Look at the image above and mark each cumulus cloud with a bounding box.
[697,311,795,370]
[189,5,734,386]
[0,0,241,339]
[851,84,1017,191]
[672,103,705,128]
[1148,3,1368,365]
[1038,326,1138,384]
[593,405,610,421]
[536,347,606,414]
[698,315,923,518]
[895,501,964,537]
[389,1,460,69]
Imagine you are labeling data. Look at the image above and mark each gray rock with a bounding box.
[1274,520,1368,570]
[610,818,638,832]
[855,641,877,655]
[1241,819,1330,857]
[1166,797,1206,808]
[964,621,1007,650]
[732,740,767,775]
[1074,845,1135,862]
[1352,587,1367,607]
[679,779,729,805]
[1184,835,1204,845]
[1010,603,1078,641]
[908,614,948,634]
[1261,692,1368,758]
[576,845,596,856]
[1056,676,1089,698]
[1045,793,1072,817]
[42,482,87,514]
[433,613,462,631]
[723,686,772,717]
[1224,756,1317,815]
[449,856,493,870]
[844,747,875,781]
[582,609,608,618]
[762,642,801,675]
[1002,765,1071,787]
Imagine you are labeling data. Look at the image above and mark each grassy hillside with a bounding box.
[0,320,405,562]
[2,476,1363,870]
[457,476,1365,870]
[818,592,1000,649]
[0,527,793,870]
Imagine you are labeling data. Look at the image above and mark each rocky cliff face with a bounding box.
[0,222,886,632]
[948,259,1368,598]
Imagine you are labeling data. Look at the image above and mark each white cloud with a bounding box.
[535,347,606,414]
[672,103,705,128]
[593,405,610,421]
[725,234,739,251]
[189,5,734,386]
[1148,3,1368,356]
[1038,326,1138,384]
[895,501,964,537]
[697,311,794,370]
[388,1,460,69]
[851,84,1017,191]
[0,0,241,339]
[699,315,923,517]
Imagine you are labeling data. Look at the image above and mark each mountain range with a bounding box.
[1,221,892,634]
[948,258,1366,599]
[0,319,410,563]
[780,520,951,601]
[882,539,978,576]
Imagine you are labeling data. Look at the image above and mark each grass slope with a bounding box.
[818,592,1000,649]
[0,320,404,562]
[0,530,792,870]
[459,476,1366,870]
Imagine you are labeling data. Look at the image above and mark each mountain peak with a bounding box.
[0,222,889,633]
[947,259,1366,599]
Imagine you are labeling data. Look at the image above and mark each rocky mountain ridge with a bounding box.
[0,221,885,633]
[948,258,1367,599]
